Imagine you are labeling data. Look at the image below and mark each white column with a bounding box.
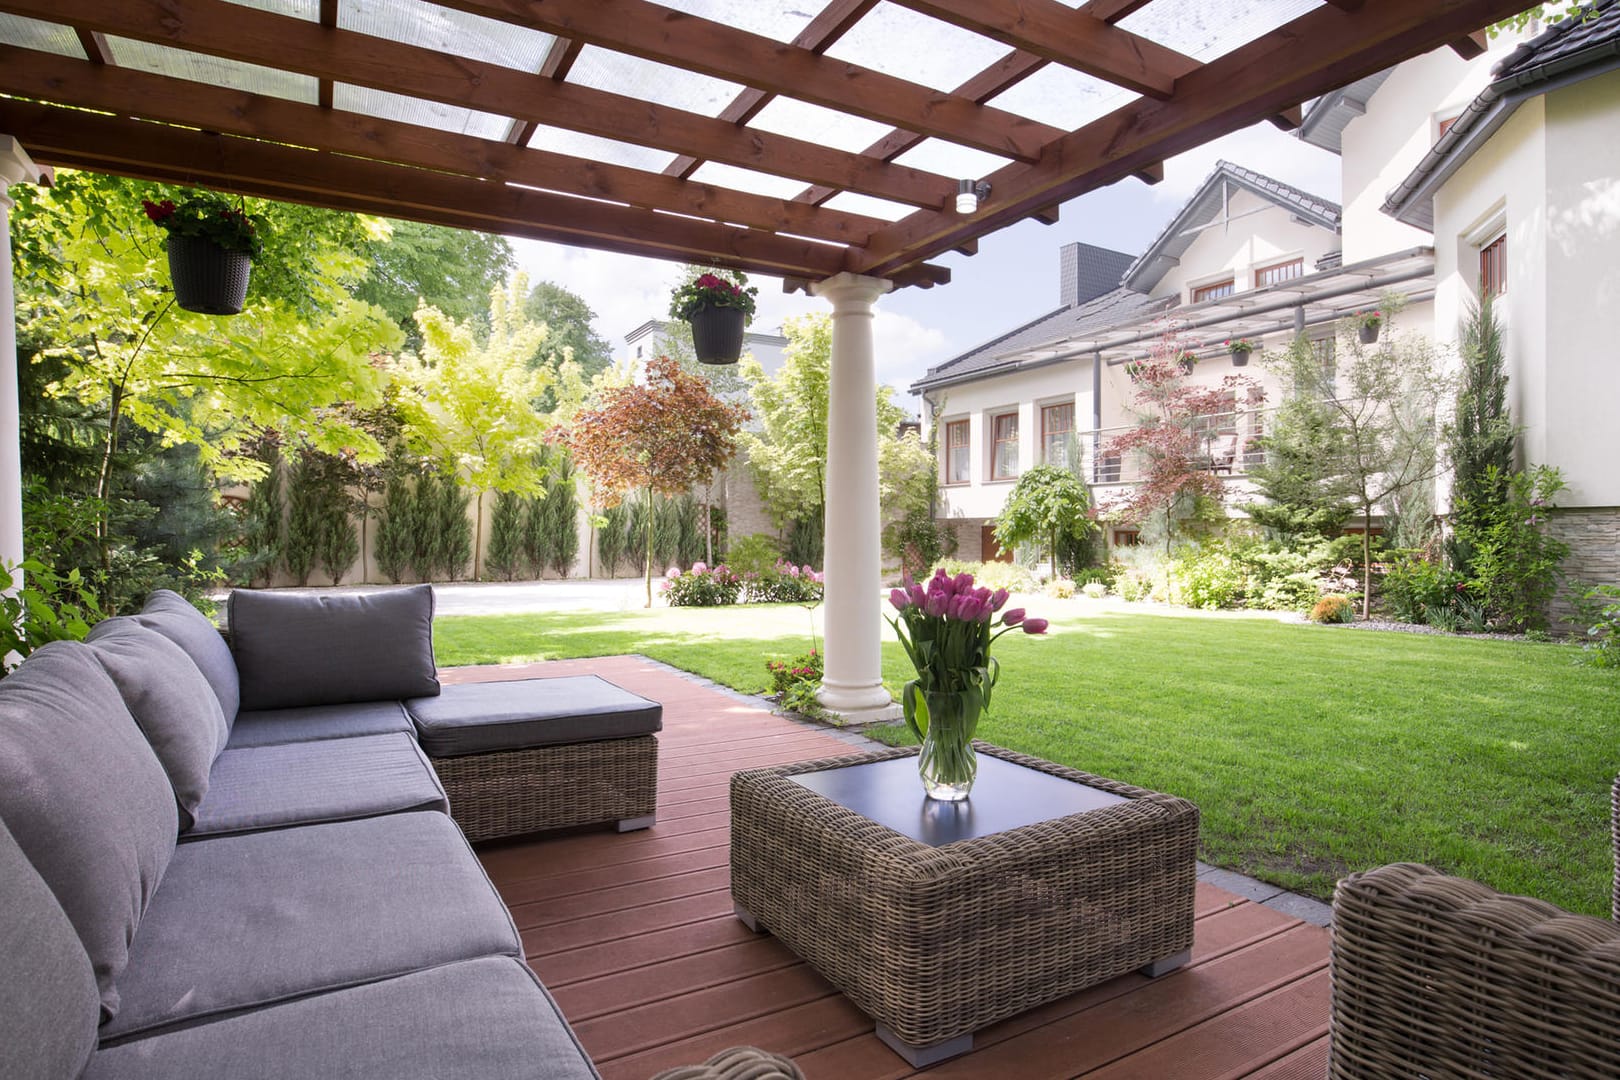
[811,271,894,719]
[0,137,44,582]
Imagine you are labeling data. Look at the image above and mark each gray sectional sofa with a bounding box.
[0,585,601,1079]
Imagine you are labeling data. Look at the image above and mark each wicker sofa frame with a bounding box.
[432,734,658,842]
[730,742,1198,1064]
[1328,773,1620,1078]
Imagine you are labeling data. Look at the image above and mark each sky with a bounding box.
[510,118,1343,401]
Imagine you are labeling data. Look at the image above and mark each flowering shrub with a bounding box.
[742,560,823,604]
[766,649,823,697]
[661,561,741,606]
[668,270,758,322]
[142,192,263,257]
[1081,581,1108,600]
[931,558,1037,595]
[1046,577,1075,599]
[1308,595,1356,624]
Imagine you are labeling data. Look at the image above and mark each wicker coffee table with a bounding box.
[730,743,1198,1066]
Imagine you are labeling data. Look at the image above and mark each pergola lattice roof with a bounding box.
[0,0,1521,291]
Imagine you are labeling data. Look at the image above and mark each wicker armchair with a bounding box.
[1327,775,1620,1078]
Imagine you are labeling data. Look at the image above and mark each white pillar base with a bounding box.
[811,271,894,717]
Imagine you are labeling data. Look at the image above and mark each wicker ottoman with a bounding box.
[730,743,1199,1066]
[407,676,661,841]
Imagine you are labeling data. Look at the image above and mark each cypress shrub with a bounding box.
[317,507,359,586]
[543,457,579,578]
[409,470,441,582]
[674,494,703,567]
[283,453,324,586]
[624,495,649,575]
[597,503,628,577]
[375,470,415,584]
[487,490,527,581]
[238,446,283,586]
[436,472,472,582]
[652,495,681,570]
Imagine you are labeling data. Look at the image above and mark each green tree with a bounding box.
[409,470,442,582]
[542,455,580,578]
[1242,336,1355,544]
[1445,292,1517,576]
[235,438,284,586]
[524,280,612,380]
[596,503,629,577]
[398,275,553,578]
[355,219,514,348]
[435,473,473,581]
[375,468,416,584]
[487,490,527,580]
[283,451,324,586]
[993,465,1097,578]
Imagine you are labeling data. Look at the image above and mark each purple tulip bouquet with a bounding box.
[887,568,1048,799]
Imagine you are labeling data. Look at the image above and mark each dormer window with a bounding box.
[1192,279,1235,303]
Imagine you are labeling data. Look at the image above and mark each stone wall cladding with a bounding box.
[1549,506,1620,628]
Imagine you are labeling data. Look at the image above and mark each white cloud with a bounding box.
[1155,122,1343,206]
[873,311,949,396]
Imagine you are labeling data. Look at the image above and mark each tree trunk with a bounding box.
[644,487,655,608]
[1050,528,1058,579]
[473,489,485,581]
[1361,507,1374,620]
[94,381,125,603]
[704,499,713,564]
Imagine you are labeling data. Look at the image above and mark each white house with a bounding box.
[914,8,1620,610]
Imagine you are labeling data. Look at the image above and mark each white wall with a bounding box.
[931,362,1096,522]
[1155,188,1339,302]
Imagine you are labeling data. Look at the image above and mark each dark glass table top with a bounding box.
[788,754,1127,847]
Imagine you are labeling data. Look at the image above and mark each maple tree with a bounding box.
[567,355,748,606]
[1103,336,1262,553]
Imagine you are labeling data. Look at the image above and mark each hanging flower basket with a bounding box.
[1355,310,1382,344]
[166,235,253,316]
[1225,338,1255,366]
[688,304,747,365]
[670,270,758,366]
[1177,352,1198,375]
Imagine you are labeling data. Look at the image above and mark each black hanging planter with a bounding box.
[167,235,252,316]
[1359,323,1381,345]
[688,305,746,365]
[1229,349,1250,367]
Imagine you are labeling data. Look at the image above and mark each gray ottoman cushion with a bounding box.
[86,957,601,1080]
[87,618,230,830]
[188,732,449,837]
[0,641,178,1021]
[229,585,439,711]
[408,675,663,758]
[133,589,240,729]
[0,816,101,1080]
[104,811,520,1041]
[226,700,414,749]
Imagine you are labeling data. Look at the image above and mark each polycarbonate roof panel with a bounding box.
[656,0,825,45]
[687,162,807,201]
[824,2,1011,92]
[989,65,1137,131]
[891,139,1014,181]
[568,46,744,117]
[339,0,556,73]
[335,83,512,140]
[747,98,894,154]
[525,125,679,174]
[0,14,86,59]
[819,190,916,222]
[222,0,317,19]
[109,36,318,104]
[1120,0,1321,62]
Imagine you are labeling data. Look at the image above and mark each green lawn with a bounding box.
[435,603,1619,915]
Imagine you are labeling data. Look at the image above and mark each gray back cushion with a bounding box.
[229,585,440,711]
[87,617,230,831]
[133,589,240,729]
[0,815,100,1080]
[0,641,179,1022]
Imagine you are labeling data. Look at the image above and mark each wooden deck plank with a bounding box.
[459,657,1332,1080]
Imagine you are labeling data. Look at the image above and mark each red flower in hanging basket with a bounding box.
[141,191,263,258]
[669,269,759,323]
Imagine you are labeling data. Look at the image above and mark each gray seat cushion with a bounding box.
[0,816,101,1080]
[408,676,663,758]
[85,956,601,1080]
[87,618,230,830]
[104,811,521,1041]
[226,700,415,749]
[188,732,449,838]
[132,589,240,730]
[0,641,178,1022]
[228,585,440,711]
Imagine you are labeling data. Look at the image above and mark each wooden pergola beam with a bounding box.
[853,0,1533,279]
[7,0,957,210]
[883,0,1200,98]
[0,47,889,246]
[0,99,947,285]
[429,0,1059,163]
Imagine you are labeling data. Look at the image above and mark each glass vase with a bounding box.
[917,688,980,801]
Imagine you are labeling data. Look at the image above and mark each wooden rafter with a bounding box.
[883,0,1200,98]
[8,0,958,209]
[72,27,111,64]
[851,0,1534,279]
[317,0,337,110]
[506,36,584,147]
[0,47,888,245]
[426,0,1060,163]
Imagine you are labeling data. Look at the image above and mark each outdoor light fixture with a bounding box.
[956,179,991,214]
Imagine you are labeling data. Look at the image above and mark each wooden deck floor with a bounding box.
[448,657,1332,1080]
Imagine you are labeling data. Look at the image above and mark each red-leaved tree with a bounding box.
[568,355,749,606]
[1103,336,1262,553]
